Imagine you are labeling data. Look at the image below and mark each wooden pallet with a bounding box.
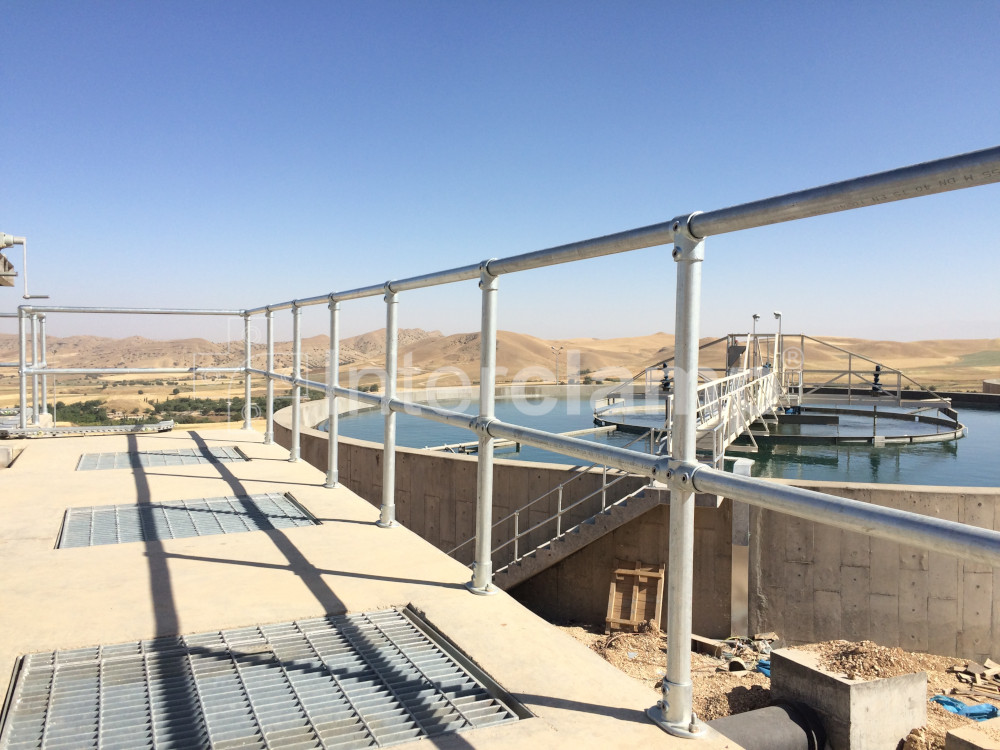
[605,559,665,633]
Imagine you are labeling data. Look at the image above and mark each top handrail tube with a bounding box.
[17,305,243,316]
[243,146,1000,317]
[689,146,1000,238]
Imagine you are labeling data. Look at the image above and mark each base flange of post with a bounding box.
[646,703,708,739]
[465,581,499,596]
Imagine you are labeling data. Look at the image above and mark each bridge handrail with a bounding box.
[447,428,654,559]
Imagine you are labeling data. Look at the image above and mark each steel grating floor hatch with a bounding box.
[57,493,317,548]
[76,446,248,471]
[0,608,524,749]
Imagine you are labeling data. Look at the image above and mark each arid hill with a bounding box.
[1,330,998,390]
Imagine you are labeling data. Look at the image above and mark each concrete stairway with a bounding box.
[492,485,665,591]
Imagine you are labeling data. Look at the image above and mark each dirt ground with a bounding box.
[558,624,1000,750]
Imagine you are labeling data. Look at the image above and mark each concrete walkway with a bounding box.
[0,428,737,749]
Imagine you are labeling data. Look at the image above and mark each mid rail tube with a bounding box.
[690,465,1000,568]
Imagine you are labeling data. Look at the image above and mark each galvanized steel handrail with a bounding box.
[688,464,1000,567]
[22,366,243,376]
[602,335,731,401]
[17,305,243,316]
[491,473,637,566]
[11,144,1000,739]
[798,333,948,406]
[447,428,655,559]
[687,145,1000,237]
[244,146,1000,317]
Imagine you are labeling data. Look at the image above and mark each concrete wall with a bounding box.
[984,380,1000,396]
[278,400,1000,657]
[750,480,1000,661]
[510,501,734,638]
[276,399,649,569]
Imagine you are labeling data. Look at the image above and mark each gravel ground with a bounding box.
[557,624,1000,750]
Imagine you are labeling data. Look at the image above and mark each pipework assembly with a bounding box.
[1,233,48,299]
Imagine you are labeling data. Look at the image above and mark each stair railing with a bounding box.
[447,428,655,568]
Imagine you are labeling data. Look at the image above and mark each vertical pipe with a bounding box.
[243,314,252,430]
[848,353,853,405]
[469,262,499,593]
[39,314,48,422]
[290,304,301,462]
[377,286,400,528]
[513,511,519,562]
[557,486,563,537]
[18,309,28,430]
[325,299,340,488]
[776,317,783,382]
[30,313,40,425]
[649,215,705,737]
[264,310,274,444]
[602,465,608,510]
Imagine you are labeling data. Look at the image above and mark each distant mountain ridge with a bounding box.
[1,330,998,387]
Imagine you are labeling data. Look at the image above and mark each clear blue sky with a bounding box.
[3,1,999,343]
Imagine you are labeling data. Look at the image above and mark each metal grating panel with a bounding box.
[58,493,317,548]
[0,608,521,749]
[76,446,247,471]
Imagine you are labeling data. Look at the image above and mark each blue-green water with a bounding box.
[324,399,1000,487]
[323,398,637,466]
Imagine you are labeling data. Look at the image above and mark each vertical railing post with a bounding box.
[325,298,340,489]
[39,314,48,422]
[377,285,400,528]
[30,312,40,425]
[601,465,608,510]
[469,261,499,594]
[556,486,563,537]
[513,511,519,562]
[264,309,274,444]
[289,304,301,462]
[243,313,252,430]
[649,213,705,737]
[18,308,27,429]
[848,353,853,405]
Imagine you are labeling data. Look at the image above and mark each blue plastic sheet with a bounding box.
[930,695,1000,722]
[755,659,771,677]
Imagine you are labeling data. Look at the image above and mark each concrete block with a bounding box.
[946,721,1000,749]
[771,647,926,750]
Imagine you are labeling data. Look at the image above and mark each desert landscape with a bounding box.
[1,328,999,419]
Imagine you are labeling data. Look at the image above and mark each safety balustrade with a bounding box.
[6,145,1000,738]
